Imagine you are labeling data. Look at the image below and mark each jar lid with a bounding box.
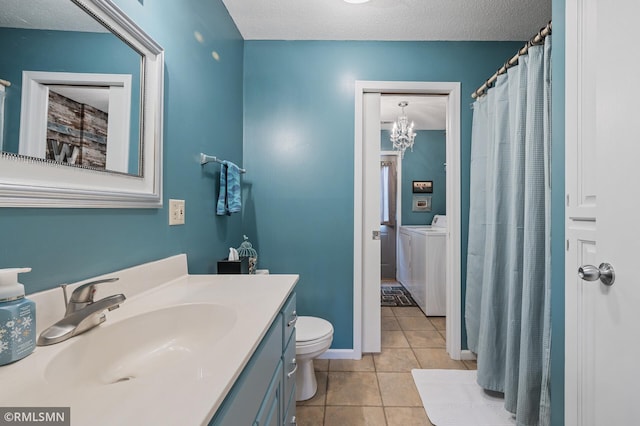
[237,235,257,257]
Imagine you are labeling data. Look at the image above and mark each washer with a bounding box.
[398,215,447,316]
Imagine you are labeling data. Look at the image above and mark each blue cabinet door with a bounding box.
[209,316,283,425]
[254,361,282,426]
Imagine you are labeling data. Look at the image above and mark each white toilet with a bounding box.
[295,316,334,401]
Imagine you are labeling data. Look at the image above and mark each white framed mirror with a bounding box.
[0,0,164,208]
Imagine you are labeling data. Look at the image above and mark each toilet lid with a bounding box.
[296,316,334,343]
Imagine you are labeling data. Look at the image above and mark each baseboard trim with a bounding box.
[318,349,360,360]
[320,348,474,362]
[459,350,477,361]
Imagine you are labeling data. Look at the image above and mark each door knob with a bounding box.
[578,263,615,286]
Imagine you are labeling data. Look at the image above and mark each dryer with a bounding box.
[398,215,447,316]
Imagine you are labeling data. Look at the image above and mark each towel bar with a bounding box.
[200,153,246,173]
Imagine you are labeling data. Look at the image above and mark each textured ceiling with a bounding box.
[0,0,107,32]
[381,95,446,131]
[222,0,552,41]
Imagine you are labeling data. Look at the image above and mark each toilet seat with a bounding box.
[296,316,333,344]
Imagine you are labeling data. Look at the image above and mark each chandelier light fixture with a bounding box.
[390,101,416,159]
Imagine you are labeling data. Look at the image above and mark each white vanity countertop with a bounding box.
[0,255,298,426]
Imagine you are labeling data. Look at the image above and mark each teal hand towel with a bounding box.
[216,161,242,215]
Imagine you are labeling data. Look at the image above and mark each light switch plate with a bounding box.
[169,199,185,225]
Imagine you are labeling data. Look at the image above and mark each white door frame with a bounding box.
[565,0,591,421]
[19,71,132,173]
[353,80,465,360]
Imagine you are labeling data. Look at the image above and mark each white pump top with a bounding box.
[0,268,31,302]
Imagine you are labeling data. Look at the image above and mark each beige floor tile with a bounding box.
[295,406,325,426]
[298,372,327,406]
[463,359,478,370]
[373,348,420,372]
[326,372,382,406]
[382,316,402,331]
[381,330,410,348]
[324,406,387,426]
[330,354,375,372]
[381,306,395,317]
[404,330,445,348]
[397,316,435,331]
[391,306,426,317]
[314,359,329,372]
[428,316,446,331]
[385,407,433,426]
[413,348,467,370]
[377,372,423,407]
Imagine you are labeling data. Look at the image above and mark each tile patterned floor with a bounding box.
[296,306,478,426]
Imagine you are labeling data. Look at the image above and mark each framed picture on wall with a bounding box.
[412,180,433,193]
[412,195,432,212]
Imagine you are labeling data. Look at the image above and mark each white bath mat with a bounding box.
[411,369,516,426]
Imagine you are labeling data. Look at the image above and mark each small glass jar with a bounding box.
[237,235,258,274]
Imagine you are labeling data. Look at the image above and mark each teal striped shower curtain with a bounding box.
[465,37,552,426]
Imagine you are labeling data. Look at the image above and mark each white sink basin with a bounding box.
[45,303,236,387]
[0,257,299,426]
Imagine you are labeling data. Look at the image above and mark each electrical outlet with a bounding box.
[169,199,185,225]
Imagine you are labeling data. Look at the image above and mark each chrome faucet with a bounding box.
[37,278,125,346]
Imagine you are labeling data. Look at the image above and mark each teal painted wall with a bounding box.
[242,40,523,349]
[0,0,245,294]
[383,130,446,225]
[550,0,565,424]
[381,130,446,225]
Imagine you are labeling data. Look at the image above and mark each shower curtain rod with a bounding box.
[471,21,552,99]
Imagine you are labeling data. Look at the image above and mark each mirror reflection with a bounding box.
[0,0,143,175]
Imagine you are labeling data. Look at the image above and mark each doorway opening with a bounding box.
[379,94,447,316]
[353,81,465,360]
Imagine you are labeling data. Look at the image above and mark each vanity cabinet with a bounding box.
[210,291,297,426]
[282,293,298,425]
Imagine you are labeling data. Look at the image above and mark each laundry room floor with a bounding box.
[296,306,477,426]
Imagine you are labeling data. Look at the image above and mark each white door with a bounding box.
[362,92,381,353]
[565,0,640,424]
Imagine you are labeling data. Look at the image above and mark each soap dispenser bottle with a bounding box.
[0,268,36,365]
